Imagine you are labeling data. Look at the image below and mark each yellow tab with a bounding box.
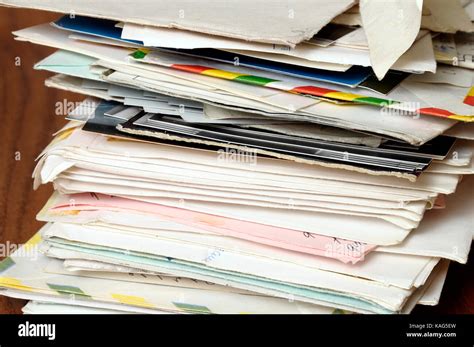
[24,233,42,248]
[324,92,360,102]
[448,114,474,122]
[201,69,243,80]
[56,127,75,141]
[0,277,34,291]
[48,127,75,148]
[467,86,474,97]
[54,209,81,216]
[111,293,155,308]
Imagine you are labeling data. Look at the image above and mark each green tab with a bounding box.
[234,75,277,86]
[332,308,347,314]
[173,302,212,313]
[0,257,15,273]
[353,96,396,107]
[47,283,90,298]
[131,49,148,60]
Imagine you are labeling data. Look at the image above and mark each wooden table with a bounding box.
[0,7,472,314]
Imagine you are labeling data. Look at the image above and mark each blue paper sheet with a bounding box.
[54,15,372,87]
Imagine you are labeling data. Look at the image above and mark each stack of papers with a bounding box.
[0,0,473,314]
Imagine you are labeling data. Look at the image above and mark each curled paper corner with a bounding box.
[360,0,424,80]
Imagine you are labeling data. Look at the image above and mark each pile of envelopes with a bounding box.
[1,0,473,314]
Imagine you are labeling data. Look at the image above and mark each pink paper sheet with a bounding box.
[50,193,375,264]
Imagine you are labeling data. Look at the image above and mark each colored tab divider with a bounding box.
[0,277,34,291]
[173,302,212,313]
[0,258,16,273]
[464,87,474,106]
[47,283,91,298]
[132,49,474,122]
[111,293,155,308]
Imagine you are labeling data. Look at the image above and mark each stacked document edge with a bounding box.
[0,0,473,315]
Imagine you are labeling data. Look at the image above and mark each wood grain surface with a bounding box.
[0,7,472,314]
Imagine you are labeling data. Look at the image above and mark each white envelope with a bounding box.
[1,0,357,45]
[417,259,450,306]
[42,221,438,291]
[379,175,474,263]
[422,0,474,33]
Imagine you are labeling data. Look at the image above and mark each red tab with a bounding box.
[171,64,212,74]
[419,107,453,118]
[463,95,474,106]
[292,86,336,96]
